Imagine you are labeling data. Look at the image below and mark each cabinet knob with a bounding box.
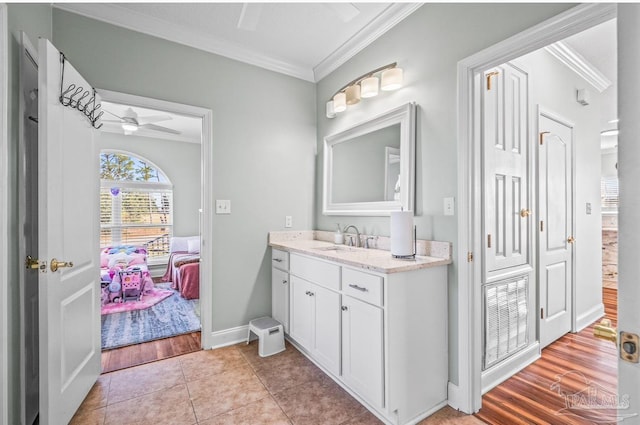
[282,280,287,284]
[305,291,310,295]
[273,258,283,263]
[341,306,348,311]
[309,292,315,297]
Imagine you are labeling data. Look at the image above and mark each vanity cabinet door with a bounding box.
[272,267,289,333]
[341,295,384,409]
[311,284,341,376]
[290,276,314,351]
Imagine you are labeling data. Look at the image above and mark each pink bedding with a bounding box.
[162,251,200,300]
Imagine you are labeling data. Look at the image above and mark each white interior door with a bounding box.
[618,6,640,422]
[538,110,573,348]
[483,63,531,278]
[38,39,101,425]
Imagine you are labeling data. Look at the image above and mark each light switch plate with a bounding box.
[285,216,292,228]
[444,197,455,216]
[216,200,231,214]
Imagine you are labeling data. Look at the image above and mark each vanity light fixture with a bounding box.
[121,123,138,133]
[326,62,403,118]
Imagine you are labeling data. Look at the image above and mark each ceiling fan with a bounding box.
[103,107,181,135]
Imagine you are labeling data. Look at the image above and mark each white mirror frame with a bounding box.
[323,102,416,216]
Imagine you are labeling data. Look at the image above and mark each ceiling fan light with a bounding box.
[345,84,361,105]
[360,76,379,98]
[333,92,347,113]
[122,123,138,132]
[381,67,403,91]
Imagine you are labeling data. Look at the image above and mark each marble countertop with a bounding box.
[269,236,452,274]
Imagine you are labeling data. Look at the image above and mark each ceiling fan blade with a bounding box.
[140,123,181,135]
[136,115,173,125]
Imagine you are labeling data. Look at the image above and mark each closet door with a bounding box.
[483,63,531,277]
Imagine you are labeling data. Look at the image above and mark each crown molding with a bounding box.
[53,3,315,82]
[545,40,612,93]
[313,3,422,82]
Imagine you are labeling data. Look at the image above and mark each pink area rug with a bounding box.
[101,287,174,315]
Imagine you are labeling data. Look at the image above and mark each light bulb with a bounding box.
[326,100,336,119]
[333,92,346,113]
[381,67,403,91]
[122,123,138,132]
[345,85,361,105]
[360,76,379,98]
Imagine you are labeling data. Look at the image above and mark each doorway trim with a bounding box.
[0,4,8,425]
[453,3,617,413]
[97,89,214,349]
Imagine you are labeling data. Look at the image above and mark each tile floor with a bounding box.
[72,340,485,425]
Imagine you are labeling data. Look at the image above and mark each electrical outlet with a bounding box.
[216,200,231,214]
[285,216,292,228]
[444,197,455,216]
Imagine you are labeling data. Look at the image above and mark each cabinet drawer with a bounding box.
[290,254,340,291]
[272,248,289,270]
[342,268,383,306]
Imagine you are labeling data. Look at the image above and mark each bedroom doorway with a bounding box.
[97,91,213,371]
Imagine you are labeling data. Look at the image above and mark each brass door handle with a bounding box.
[50,258,74,272]
[567,236,575,244]
[520,208,531,218]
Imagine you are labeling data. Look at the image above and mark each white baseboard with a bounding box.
[481,342,540,394]
[207,325,248,349]
[575,303,605,332]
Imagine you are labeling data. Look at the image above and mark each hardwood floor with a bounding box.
[476,288,618,425]
[101,331,201,373]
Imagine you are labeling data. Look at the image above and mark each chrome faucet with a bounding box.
[343,225,361,247]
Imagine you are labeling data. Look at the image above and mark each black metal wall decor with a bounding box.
[58,52,103,129]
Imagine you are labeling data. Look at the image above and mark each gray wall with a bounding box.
[314,3,574,384]
[99,133,201,238]
[51,9,317,332]
[515,48,605,329]
[6,4,52,423]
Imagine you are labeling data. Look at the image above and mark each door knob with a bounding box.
[50,258,74,272]
[520,208,531,218]
[567,236,575,244]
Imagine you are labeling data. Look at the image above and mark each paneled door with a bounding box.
[38,39,101,424]
[483,63,531,277]
[538,110,573,348]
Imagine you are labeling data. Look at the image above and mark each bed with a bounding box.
[100,245,155,304]
[162,236,200,300]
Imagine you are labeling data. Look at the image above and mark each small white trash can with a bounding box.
[246,317,285,357]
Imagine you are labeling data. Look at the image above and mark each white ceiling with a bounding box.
[54,2,421,82]
[100,101,202,143]
[559,19,617,150]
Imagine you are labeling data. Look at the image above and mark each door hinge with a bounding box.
[539,131,550,145]
[467,252,474,262]
[541,308,544,319]
[540,220,544,232]
[486,71,499,91]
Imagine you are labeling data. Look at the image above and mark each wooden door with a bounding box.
[289,276,313,350]
[341,295,384,408]
[483,64,531,277]
[538,111,573,348]
[310,283,340,376]
[38,39,101,425]
[271,267,289,333]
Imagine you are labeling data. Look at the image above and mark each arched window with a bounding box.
[100,151,173,259]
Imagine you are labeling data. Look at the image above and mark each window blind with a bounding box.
[100,186,173,257]
[601,176,619,213]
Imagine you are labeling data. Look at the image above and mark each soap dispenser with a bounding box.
[334,223,344,244]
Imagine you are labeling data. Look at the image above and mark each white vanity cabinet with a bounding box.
[285,251,448,425]
[271,249,289,333]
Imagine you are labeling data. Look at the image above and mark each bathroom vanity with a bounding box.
[269,231,451,425]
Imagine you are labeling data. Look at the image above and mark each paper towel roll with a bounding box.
[390,211,414,257]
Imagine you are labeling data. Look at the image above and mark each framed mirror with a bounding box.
[323,102,416,216]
